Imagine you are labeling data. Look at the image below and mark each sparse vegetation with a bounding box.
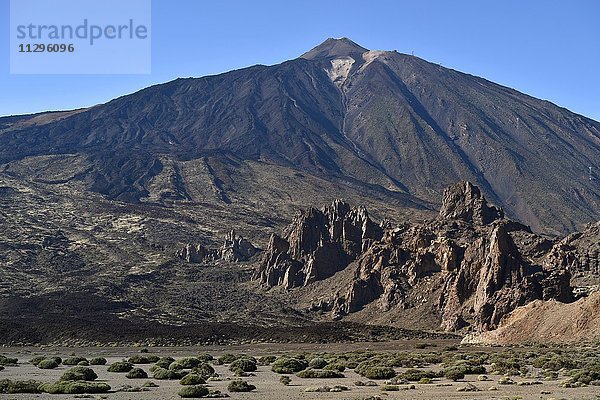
[180,374,206,385]
[0,356,18,365]
[63,357,87,366]
[170,357,203,370]
[229,358,257,373]
[271,357,308,374]
[279,375,291,385]
[60,367,98,381]
[129,355,160,364]
[39,381,111,394]
[107,361,134,373]
[0,379,41,394]
[228,379,256,392]
[89,357,107,365]
[355,362,396,380]
[153,367,187,380]
[296,368,344,378]
[38,359,59,369]
[126,367,149,379]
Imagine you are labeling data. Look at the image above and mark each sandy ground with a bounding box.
[1,344,598,400]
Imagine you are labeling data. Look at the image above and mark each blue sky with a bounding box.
[1,0,599,121]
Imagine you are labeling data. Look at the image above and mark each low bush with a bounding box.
[178,385,209,398]
[129,355,160,364]
[89,357,107,365]
[443,368,464,381]
[258,355,277,365]
[280,375,291,385]
[107,361,134,373]
[191,363,216,379]
[271,357,308,374]
[155,357,175,369]
[0,356,18,366]
[39,381,111,394]
[153,367,187,380]
[229,358,257,373]
[29,356,46,366]
[324,363,346,372]
[355,362,396,380]
[126,368,148,379]
[296,368,344,378]
[60,367,98,381]
[308,357,328,369]
[0,379,41,394]
[180,374,206,385]
[228,379,256,392]
[197,353,213,363]
[218,353,240,364]
[170,358,203,370]
[62,357,87,366]
[399,368,439,381]
[38,359,59,369]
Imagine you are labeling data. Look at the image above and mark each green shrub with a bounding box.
[444,368,465,381]
[129,355,160,364]
[355,362,396,380]
[29,356,46,366]
[0,379,41,394]
[308,357,328,369]
[60,367,98,381]
[296,368,344,378]
[178,385,209,398]
[77,360,90,366]
[258,355,277,365]
[155,357,175,369]
[39,381,110,394]
[280,375,291,385]
[38,359,59,369]
[89,357,107,365]
[153,367,187,380]
[418,377,433,384]
[107,361,134,373]
[197,353,213,362]
[399,368,439,381]
[218,353,241,364]
[324,363,346,372]
[0,356,18,365]
[170,358,202,370]
[228,379,256,392]
[271,357,308,374]
[230,358,257,373]
[180,374,206,385]
[63,357,87,366]
[191,363,216,379]
[126,368,148,379]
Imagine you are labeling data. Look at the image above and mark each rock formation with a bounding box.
[256,199,383,288]
[177,230,258,263]
[259,182,579,332]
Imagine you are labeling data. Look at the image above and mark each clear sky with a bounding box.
[1,0,599,121]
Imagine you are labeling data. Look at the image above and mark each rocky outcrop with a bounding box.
[543,221,600,290]
[438,181,504,225]
[263,181,578,333]
[177,230,258,263]
[462,291,600,344]
[256,199,383,289]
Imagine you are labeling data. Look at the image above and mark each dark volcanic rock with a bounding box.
[438,181,504,225]
[0,39,598,233]
[256,199,383,288]
[177,230,258,263]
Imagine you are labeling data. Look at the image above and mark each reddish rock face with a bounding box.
[257,181,580,332]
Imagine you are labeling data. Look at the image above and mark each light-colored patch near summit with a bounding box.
[325,56,355,87]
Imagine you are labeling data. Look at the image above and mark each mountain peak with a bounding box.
[300,37,369,60]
